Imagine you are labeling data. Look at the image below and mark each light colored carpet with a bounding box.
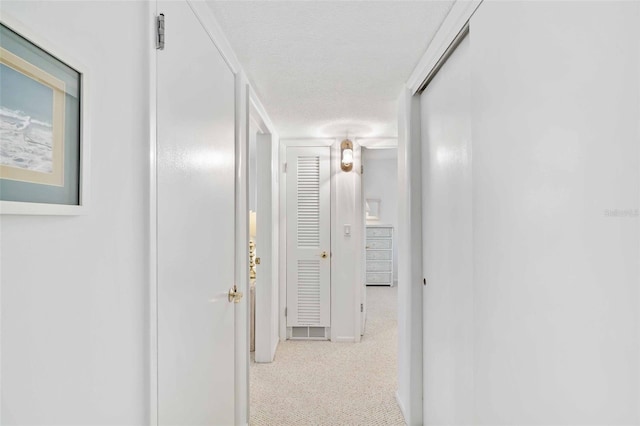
[250,286,404,426]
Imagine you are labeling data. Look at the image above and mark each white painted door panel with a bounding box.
[286,147,331,327]
[420,34,473,425]
[156,1,236,424]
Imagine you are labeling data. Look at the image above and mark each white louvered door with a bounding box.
[286,146,331,328]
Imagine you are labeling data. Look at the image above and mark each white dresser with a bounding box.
[365,225,394,286]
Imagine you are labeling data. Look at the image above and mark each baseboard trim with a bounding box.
[332,336,356,343]
[395,390,408,425]
[270,339,278,361]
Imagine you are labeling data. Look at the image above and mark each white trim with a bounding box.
[332,336,357,343]
[0,11,91,216]
[396,88,424,426]
[353,142,363,343]
[357,138,398,149]
[329,139,338,342]
[637,7,640,419]
[249,86,277,137]
[250,89,280,363]
[185,1,241,75]
[234,76,250,426]
[278,141,286,340]
[406,0,482,95]
[148,2,158,425]
[395,390,408,425]
[280,138,334,147]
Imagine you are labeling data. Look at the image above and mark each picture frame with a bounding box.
[366,198,380,221]
[0,13,90,215]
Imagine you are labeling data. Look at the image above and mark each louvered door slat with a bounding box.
[286,146,331,329]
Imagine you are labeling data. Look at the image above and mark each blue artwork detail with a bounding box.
[0,63,55,173]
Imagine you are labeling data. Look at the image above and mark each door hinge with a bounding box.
[360,303,363,313]
[361,165,364,174]
[156,14,165,50]
[285,307,287,317]
[283,162,287,173]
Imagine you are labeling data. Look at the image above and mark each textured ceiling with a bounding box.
[207,1,454,138]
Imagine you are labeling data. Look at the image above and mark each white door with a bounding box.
[286,146,331,328]
[156,1,237,424]
[420,34,473,424]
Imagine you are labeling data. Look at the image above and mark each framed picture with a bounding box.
[0,14,89,215]
[366,198,380,221]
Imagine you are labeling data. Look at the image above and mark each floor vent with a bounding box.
[287,326,329,340]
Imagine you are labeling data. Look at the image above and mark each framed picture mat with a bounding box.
[0,12,90,215]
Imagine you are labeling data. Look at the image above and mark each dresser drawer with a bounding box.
[366,250,392,261]
[366,272,392,284]
[366,227,392,238]
[366,260,392,272]
[366,239,392,250]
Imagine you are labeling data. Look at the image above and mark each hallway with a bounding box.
[2,2,640,425]
[250,286,403,425]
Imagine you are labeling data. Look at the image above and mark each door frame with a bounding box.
[278,139,335,341]
[249,90,280,364]
[148,2,276,424]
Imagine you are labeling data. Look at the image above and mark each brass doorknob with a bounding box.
[321,251,328,259]
[228,285,244,303]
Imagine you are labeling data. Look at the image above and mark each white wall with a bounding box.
[330,141,363,342]
[418,1,640,424]
[472,3,639,423]
[362,148,398,283]
[1,2,150,424]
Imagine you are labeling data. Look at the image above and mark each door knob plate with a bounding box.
[228,285,244,303]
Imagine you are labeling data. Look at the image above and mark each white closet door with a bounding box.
[420,33,473,425]
[286,146,331,327]
[156,1,236,424]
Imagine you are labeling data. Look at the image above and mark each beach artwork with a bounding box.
[0,47,65,186]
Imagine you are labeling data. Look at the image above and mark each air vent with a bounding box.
[288,326,328,340]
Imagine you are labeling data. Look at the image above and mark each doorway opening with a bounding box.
[247,99,278,367]
[362,146,399,289]
[248,138,403,424]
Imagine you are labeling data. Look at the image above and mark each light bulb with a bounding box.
[342,148,353,165]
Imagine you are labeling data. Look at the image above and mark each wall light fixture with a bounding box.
[341,139,354,172]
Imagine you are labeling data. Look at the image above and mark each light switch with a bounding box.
[344,224,351,236]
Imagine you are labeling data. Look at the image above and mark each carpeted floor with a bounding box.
[249,286,404,425]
